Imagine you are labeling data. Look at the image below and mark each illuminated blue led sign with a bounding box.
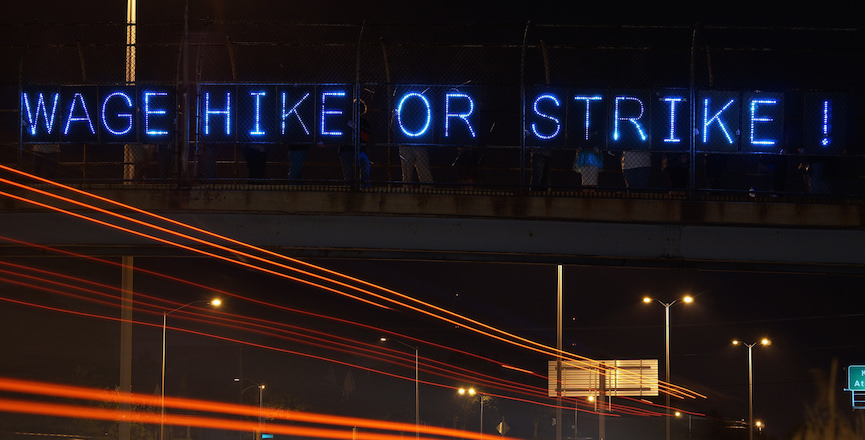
[566,92,606,149]
[740,92,783,153]
[698,91,740,152]
[22,88,60,139]
[202,88,233,139]
[444,91,477,142]
[21,84,849,154]
[609,91,650,149]
[803,93,847,155]
[22,86,175,143]
[646,90,688,151]
[197,83,352,144]
[390,87,480,145]
[280,87,313,140]
[101,91,134,136]
[393,90,434,143]
[529,93,563,143]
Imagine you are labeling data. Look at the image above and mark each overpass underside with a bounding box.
[1,185,864,275]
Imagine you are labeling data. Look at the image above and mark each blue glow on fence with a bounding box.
[63,93,95,135]
[822,100,831,146]
[444,92,476,138]
[281,91,311,136]
[144,91,169,136]
[573,95,603,140]
[101,92,134,136]
[397,92,432,137]
[204,92,231,135]
[531,94,561,140]
[749,99,777,146]
[613,96,647,141]
[702,98,735,144]
[320,91,345,136]
[22,92,59,136]
[249,91,267,136]
[663,97,683,143]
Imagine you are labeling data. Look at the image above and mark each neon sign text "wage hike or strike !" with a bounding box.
[21,84,845,154]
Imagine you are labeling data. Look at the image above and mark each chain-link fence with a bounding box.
[2,21,862,198]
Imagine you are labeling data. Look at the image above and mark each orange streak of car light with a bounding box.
[0,168,703,400]
[0,377,513,440]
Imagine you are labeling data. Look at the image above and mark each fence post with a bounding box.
[520,21,531,192]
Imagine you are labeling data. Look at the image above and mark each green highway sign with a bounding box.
[849,365,865,391]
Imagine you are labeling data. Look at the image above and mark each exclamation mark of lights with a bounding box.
[822,100,831,146]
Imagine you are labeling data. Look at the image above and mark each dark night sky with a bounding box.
[2,0,860,27]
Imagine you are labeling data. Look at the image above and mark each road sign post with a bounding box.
[845,365,865,409]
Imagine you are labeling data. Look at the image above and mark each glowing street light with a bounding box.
[161,298,221,440]
[732,338,771,440]
[643,294,693,440]
[458,387,486,439]
[380,337,419,440]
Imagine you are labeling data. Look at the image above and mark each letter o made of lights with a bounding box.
[397,92,432,137]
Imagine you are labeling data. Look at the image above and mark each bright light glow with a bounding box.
[0,377,514,440]
[458,387,477,396]
[204,91,231,136]
[675,411,682,417]
[822,100,831,146]
[702,98,736,144]
[749,99,777,146]
[531,94,561,140]
[249,91,267,136]
[613,96,647,142]
[320,91,345,136]
[663,97,683,143]
[281,91,311,136]
[210,299,222,307]
[101,92,134,136]
[682,295,693,303]
[22,92,60,136]
[397,92,432,137]
[760,338,771,346]
[63,93,96,135]
[144,91,169,136]
[642,297,652,303]
[573,95,603,140]
[732,340,740,345]
[444,92,476,138]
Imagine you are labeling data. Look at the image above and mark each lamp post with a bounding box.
[380,337,419,440]
[161,298,221,440]
[458,388,485,440]
[732,338,770,440]
[235,378,265,440]
[643,295,693,440]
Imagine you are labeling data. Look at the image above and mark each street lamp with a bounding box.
[161,298,221,440]
[380,337,419,440]
[458,387,486,440]
[643,295,693,440]
[732,338,771,440]
[235,378,265,440]
[755,420,764,435]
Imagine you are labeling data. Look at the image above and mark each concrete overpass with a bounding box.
[2,184,864,275]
